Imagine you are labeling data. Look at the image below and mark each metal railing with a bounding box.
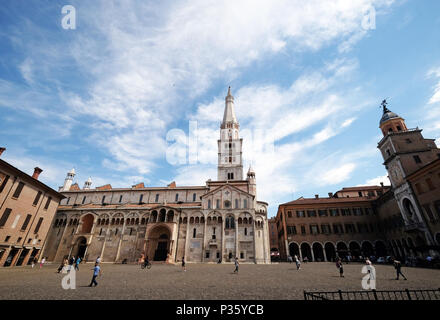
[304,288,440,300]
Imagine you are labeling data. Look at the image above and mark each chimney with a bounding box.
[0,147,5,157]
[328,192,333,198]
[32,167,43,180]
[315,194,319,199]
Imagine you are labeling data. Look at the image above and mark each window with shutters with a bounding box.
[44,197,52,210]
[0,175,10,193]
[33,191,42,206]
[12,182,25,199]
[0,208,12,227]
[21,214,32,231]
[34,218,43,233]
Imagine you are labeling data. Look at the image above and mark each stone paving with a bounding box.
[0,262,439,300]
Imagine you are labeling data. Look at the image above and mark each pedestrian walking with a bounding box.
[233,257,239,273]
[182,256,186,272]
[88,263,102,287]
[31,257,37,268]
[393,259,407,280]
[39,257,46,268]
[68,256,75,272]
[336,259,344,277]
[57,258,68,273]
[294,255,301,270]
[75,256,81,271]
[287,256,293,264]
[96,256,101,264]
[303,256,308,263]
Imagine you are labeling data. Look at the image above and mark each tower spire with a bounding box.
[222,86,238,128]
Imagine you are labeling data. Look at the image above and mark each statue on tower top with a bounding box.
[381,99,390,113]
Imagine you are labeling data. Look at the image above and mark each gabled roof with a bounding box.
[201,183,254,199]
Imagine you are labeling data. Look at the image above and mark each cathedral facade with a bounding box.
[42,89,270,264]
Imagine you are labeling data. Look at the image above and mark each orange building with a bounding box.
[276,186,390,261]
[0,148,64,267]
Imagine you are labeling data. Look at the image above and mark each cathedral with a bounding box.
[42,88,270,264]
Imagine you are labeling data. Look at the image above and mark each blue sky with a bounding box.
[1,0,439,217]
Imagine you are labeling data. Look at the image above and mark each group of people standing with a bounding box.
[55,255,103,287]
[31,257,47,268]
[57,255,82,273]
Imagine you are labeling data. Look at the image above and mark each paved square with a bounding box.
[1,262,439,300]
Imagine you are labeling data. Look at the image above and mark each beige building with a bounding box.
[43,88,270,264]
[0,148,64,267]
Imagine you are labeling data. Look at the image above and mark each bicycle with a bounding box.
[141,261,152,269]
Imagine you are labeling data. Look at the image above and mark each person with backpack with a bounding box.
[336,258,344,277]
[393,259,407,280]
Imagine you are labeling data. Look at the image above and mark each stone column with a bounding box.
[323,246,328,262]
[310,246,315,262]
[235,216,239,260]
[261,221,267,263]
[252,216,257,263]
[221,215,225,263]
[115,220,126,262]
[174,215,181,262]
[100,228,108,260]
[184,217,190,262]
[202,215,207,262]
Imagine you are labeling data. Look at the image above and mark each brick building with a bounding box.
[0,148,64,267]
[275,102,440,261]
[276,186,390,262]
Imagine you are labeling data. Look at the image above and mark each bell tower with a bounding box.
[217,87,243,181]
[377,99,438,249]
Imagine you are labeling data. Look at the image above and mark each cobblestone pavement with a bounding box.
[1,262,439,300]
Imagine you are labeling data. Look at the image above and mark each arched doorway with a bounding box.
[81,214,94,233]
[375,241,387,257]
[325,242,336,262]
[146,225,171,261]
[336,242,348,260]
[349,241,361,258]
[312,243,324,262]
[361,241,374,258]
[300,243,312,261]
[289,242,300,258]
[75,237,87,259]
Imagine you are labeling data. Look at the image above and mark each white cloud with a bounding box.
[320,163,357,185]
[54,0,393,174]
[427,67,440,104]
[362,174,391,186]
